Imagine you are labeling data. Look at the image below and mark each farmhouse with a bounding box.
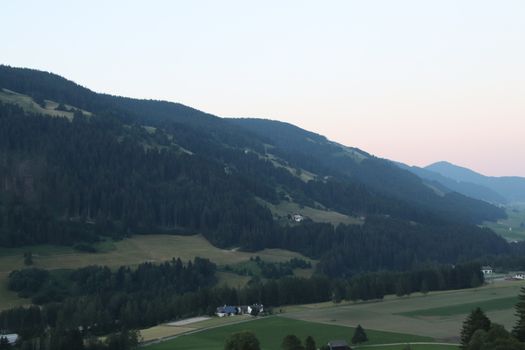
[514,272,525,280]
[292,214,305,222]
[248,303,264,315]
[328,339,351,350]
[481,266,493,275]
[0,334,19,345]
[216,305,238,317]
[216,304,264,317]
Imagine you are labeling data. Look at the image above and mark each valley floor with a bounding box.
[281,279,522,342]
[139,279,523,349]
[143,316,437,350]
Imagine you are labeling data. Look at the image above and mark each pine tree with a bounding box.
[0,337,11,350]
[460,307,491,348]
[513,286,525,341]
[224,331,261,350]
[305,336,316,350]
[352,324,368,344]
[281,334,304,350]
[421,280,429,295]
[24,251,33,266]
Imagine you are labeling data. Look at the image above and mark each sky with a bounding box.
[1,0,524,176]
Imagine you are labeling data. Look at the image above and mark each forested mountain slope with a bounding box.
[397,162,508,204]
[426,161,525,203]
[229,118,505,223]
[0,65,510,276]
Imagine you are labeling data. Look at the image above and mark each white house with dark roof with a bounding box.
[0,334,19,345]
[481,266,493,275]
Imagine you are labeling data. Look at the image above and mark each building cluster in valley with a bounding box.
[216,304,264,317]
[482,266,525,280]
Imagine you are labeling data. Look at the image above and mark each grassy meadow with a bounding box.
[144,316,432,350]
[354,345,458,350]
[0,234,313,310]
[259,198,364,226]
[139,280,522,348]
[484,205,525,241]
[397,296,518,317]
[0,88,91,119]
[281,280,525,342]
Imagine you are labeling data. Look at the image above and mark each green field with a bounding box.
[145,317,433,350]
[397,296,518,317]
[0,234,313,310]
[354,345,458,350]
[264,152,317,182]
[281,280,524,342]
[0,88,91,119]
[484,205,525,241]
[259,198,364,226]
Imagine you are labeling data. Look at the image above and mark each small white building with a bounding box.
[247,303,264,314]
[0,334,19,345]
[481,266,493,275]
[514,273,525,280]
[292,214,304,222]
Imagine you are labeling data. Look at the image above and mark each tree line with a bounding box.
[1,258,483,348]
[459,286,525,349]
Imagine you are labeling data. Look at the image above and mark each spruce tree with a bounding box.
[513,286,525,341]
[224,331,261,350]
[460,307,491,348]
[0,337,10,350]
[23,251,33,266]
[281,334,304,350]
[352,324,368,344]
[305,336,316,350]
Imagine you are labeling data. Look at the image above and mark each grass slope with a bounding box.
[484,205,525,241]
[355,346,458,350]
[259,198,364,226]
[145,317,431,350]
[281,280,525,342]
[397,296,518,317]
[0,88,91,119]
[0,234,313,310]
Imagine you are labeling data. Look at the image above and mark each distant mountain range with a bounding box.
[398,161,525,205]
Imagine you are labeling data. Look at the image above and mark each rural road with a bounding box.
[139,316,258,347]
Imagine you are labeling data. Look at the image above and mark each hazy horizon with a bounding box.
[2,0,524,176]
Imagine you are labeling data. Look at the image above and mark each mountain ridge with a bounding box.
[425,161,525,203]
[0,65,511,277]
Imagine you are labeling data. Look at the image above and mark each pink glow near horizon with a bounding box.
[1,1,524,176]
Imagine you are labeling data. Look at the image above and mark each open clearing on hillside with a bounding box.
[265,152,317,182]
[260,198,363,226]
[144,316,433,350]
[281,280,525,342]
[0,234,313,310]
[484,205,525,241]
[0,88,91,119]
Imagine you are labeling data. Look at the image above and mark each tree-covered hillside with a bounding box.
[0,65,510,276]
[426,161,525,203]
[229,118,505,224]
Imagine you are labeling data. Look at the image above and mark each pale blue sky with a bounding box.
[2,0,524,176]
